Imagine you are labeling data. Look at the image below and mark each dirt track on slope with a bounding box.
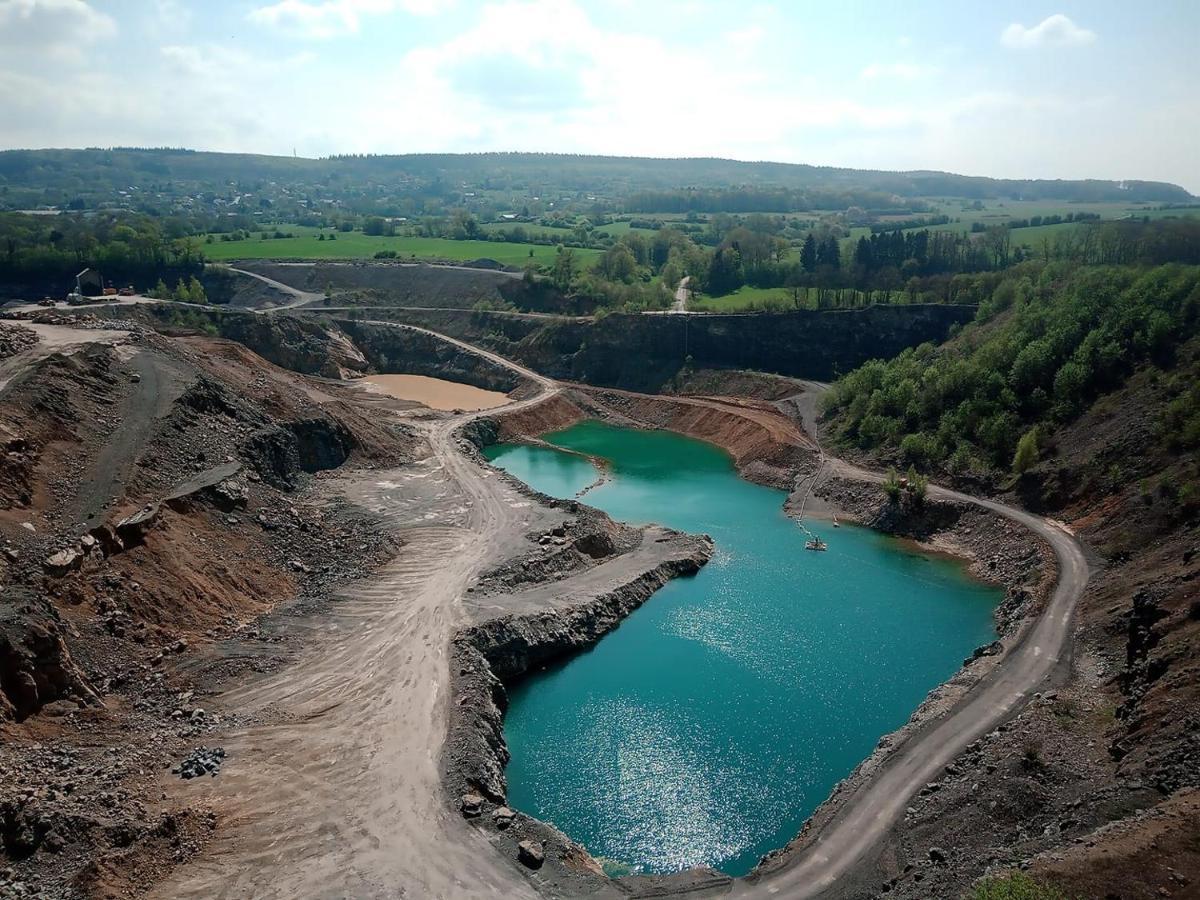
[138,327,1088,899]
[151,330,562,900]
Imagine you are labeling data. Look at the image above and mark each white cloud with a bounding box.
[727,25,765,49]
[1001,14,1096,49]
[860,62,938,81]
[0,0,116,60]
[249,0,446,39]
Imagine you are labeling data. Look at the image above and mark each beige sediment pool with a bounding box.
[358,374,511,411]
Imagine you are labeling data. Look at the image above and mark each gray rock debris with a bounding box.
[517,839,545,869]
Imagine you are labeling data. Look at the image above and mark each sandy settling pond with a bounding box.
[359,373,511,411]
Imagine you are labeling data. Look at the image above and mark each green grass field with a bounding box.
[202,230,600,267]
[691,285,801,312]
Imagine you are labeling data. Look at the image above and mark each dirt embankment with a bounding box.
[488,380,818,490]
[0,324,415,897]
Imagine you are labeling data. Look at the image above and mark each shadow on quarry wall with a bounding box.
[336,319,528,394]
[341,305,977,390]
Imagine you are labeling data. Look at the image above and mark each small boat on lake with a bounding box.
[805,536,828,551]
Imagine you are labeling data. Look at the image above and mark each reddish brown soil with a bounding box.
[0,323,412,898]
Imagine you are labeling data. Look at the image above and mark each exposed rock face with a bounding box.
[0,590,98,722]
[444,534,712,804]
[241,418,356,489]
[335,320,527,394]
[133,306,370,378]
[363,304,975,389]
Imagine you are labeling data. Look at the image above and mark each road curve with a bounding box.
[147,315,1088,898]
[734,382,1090,897]
[223,266,326,309]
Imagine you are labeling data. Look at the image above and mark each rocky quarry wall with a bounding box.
[352,304,975,390]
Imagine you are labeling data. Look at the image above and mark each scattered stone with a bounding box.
[174,746,226,779]
[517,839,544,869]
[460,793,484,818]
[211,479,249,511]
[492,806,516,829]
[928,846,948,864]
[43,548,82,576]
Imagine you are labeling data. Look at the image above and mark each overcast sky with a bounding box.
[2,0,1197,192]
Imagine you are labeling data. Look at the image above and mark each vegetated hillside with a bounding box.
[820,263,1200,899]
[0,148,1191,213]
[822,262,1200,486]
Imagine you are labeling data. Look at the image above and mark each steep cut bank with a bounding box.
[336,319,530,395]
[486,383,814,490]
[344,304,975,389]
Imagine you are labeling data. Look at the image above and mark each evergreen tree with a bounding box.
[818,234,841,270]
[187,276,206,303]
[853,236,873,270]
[706,246,744,295]
[800,233,817,272]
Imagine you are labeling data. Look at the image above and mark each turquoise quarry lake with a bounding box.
[484,421,999,877]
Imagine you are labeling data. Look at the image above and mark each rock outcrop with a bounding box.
[0,590,98,722]
[445,532,712,803]
[361,303,975,389]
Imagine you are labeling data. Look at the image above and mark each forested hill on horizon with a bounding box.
[1,148,1193,215]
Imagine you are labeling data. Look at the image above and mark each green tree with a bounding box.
[883,467,902,502]
[1013,427,1039,474]
[817,234,841,270]
[706,246,744,295]
[905,465,928,506]
[969,872,1065,900]
[551,245,577,291]
[800,233,817,272]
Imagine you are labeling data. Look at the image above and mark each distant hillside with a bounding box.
[0,148,1191,215]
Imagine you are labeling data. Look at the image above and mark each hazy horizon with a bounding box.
[2,0,1198,193]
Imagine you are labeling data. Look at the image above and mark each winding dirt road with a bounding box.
[154,330,559,899]
[149,325,1088,898]
[736,381,1090,896]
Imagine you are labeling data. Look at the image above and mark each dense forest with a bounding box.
[0,211,203,293]
[821,262,1200,485]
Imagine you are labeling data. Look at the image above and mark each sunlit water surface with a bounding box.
[485,421,999,877]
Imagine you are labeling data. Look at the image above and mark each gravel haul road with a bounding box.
[151,332,1087,899]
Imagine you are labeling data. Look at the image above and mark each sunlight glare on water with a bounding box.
[485,421,1000,877]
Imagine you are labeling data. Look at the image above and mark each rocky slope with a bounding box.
[809,342,1200,899]
[0,321,416,897]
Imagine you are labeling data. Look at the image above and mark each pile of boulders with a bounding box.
[172,746,226,779]
[0,322,38,359]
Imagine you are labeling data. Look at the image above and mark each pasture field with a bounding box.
[478,221,577,240]
[202,230,600,266]
[691,285,795,312]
